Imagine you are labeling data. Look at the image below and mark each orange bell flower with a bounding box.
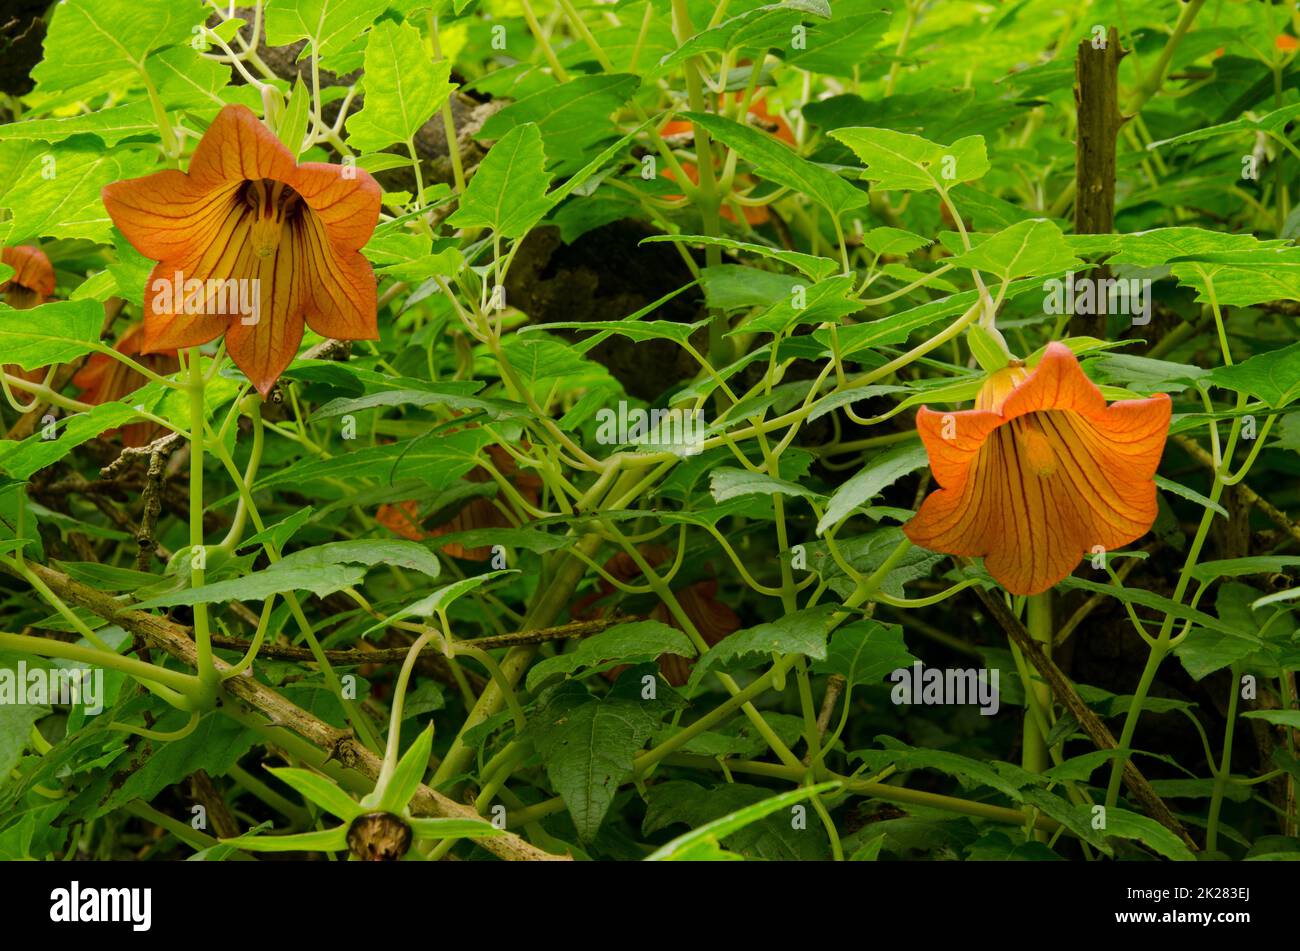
[903,342,1171,596]
[72,323,180,447]
[1,244,55,309]
[376,444,543,561]
[3,244,58,386]
[101,104,382,396]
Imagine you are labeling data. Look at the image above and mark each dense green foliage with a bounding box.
[1,0,1300,862]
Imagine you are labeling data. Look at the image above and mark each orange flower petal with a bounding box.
[905,342,1171,595]
[222,220,309,396]
[187,104,297,190]
[140,260,231,352]
[2,244,55,302]
[376,500,427,542]
[295,210,378,341]
[291,162,382,252]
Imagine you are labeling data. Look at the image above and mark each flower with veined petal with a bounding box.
[101,104,381,396]
[2,244,58,387]
[1,244,55,310]
[903,342,1171,596]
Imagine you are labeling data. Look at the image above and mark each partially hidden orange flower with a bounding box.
[1,244,55,309]
[101,104,381,396]
[903,342,1171,596]
[376,444,543,560]
[575,547,740,687]
[72,323,180,447]
[661,91,795,226]
[3,244,57,386]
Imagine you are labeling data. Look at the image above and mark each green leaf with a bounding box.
[1154,475,1228,520]
[224,826,350,854]
[1089,805,1196,861]
[265,0,389,65]
[257,429,490,491]
[499,334,611,388]
[699,264,794,311]
[1205,341,1300,408]
[1056,577,1241,636]
[1088,353,1209,392]
[146,44,243,110]
[266,767,363,820]
[480,74,639,175]
[520,319,705,346]
[132,564,369,608]
[946,219,1083,281]
[430,526,571,554]
[732,275,860,336]
[0,144,157,245]
[0,402,143,481]
[446,123,555,238]
[525,620,696,691]
[277,539,441,578]
[237,506,314,553]
[684,111,868,217]
[277,77,313,157]
[526,678,675,840]
[0,103,159,147]
[656,2,832,71]
[1174,628,1264,681]
[862,226,933,257]
[709,467,822,503]
[32,0,198,91]
[817,442,929,534]
[0,300,105,371]
[346,21,456,152]
[1077,227,1287,267]
[785,5,892,74]
[1190,556,1300,583]
[851,737,1034,800]
[75,710,258,821]
[1147,102,1300,150]
[645,781,838,861]
[1243,710,1300,728]
[1170,252,1300,308]
[377,725,434,813]
[363,571,517,636]
[691,604,838,685]
[0,658,50,779]
[814,620,915,689]
[816,277,1043,358]
[831,127,989,192]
